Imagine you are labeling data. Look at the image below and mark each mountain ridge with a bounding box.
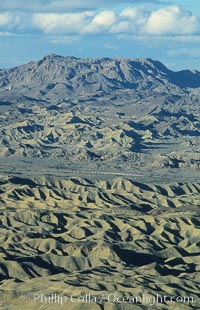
[0,54,200,104]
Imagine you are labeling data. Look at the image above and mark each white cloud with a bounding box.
[0,12,12,26]
[167,46,200,59]
[82,10,116,34]
[170,36,200,43]
[104,42,118,50]
[144,5,198,35]
[0,11,30,31]
[32,12,93,34]
[92,11,116,26]
[49,35,80,44]
[120,7,138,19]
[0,31,12,36]
[110,21,131,34]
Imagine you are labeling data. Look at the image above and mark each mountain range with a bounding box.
[0,54,200,104]
[0,54,200,179]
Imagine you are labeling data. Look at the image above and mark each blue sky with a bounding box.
[0,0,199,71]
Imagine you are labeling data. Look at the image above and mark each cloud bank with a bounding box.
[0,5,198,37]
[32,12,93,34]
[144,5,198,35]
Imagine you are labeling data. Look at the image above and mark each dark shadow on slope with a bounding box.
[113,246,163,267]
